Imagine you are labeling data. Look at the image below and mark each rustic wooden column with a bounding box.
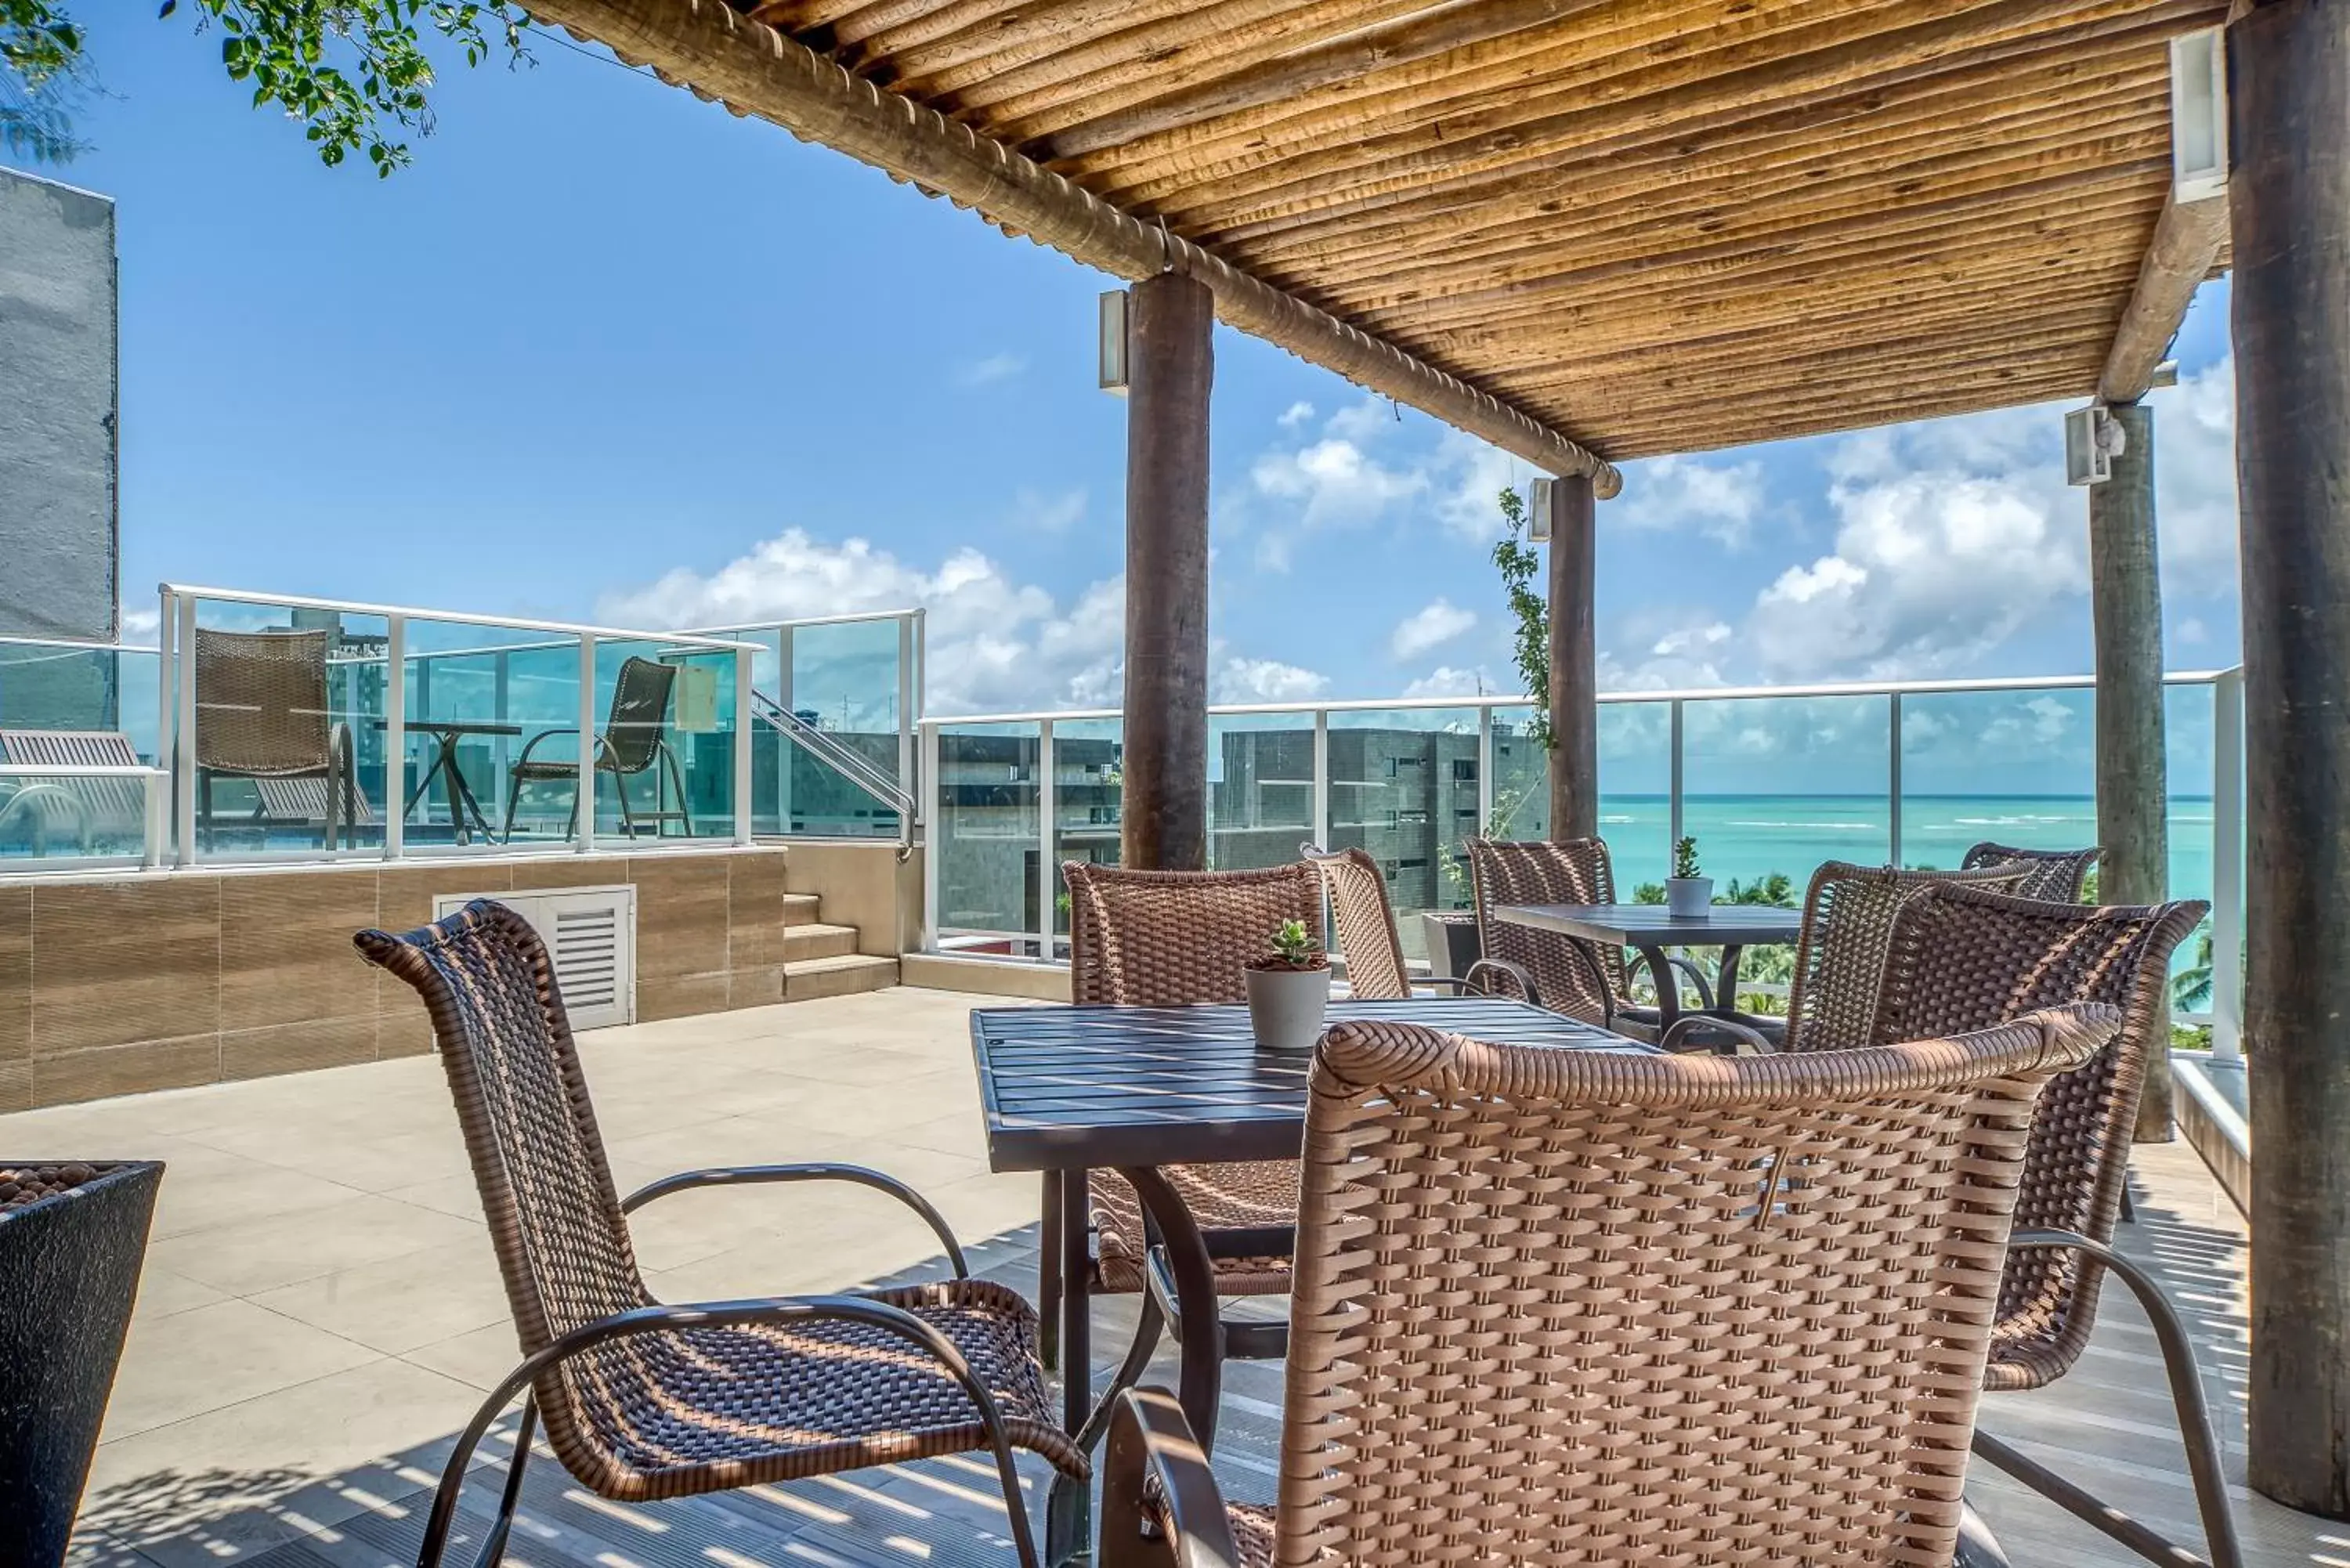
[2088,400,2175,1139]
[1119,273,1213,871]
[2234,0,2350,1519]
[1546,474,1599,842]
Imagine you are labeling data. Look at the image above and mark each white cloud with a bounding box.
[1390,598,1477,660]
[118,606,160,646]
[1017,486,1086,533]
[1611,455,1769,548]
[600,527,1118,716]
[1235,399,1524,565]
[1277,400,1315,428]
[1215,657,1329,703]
[956,352,1027,388]
[1249,421,1427,533]
[1401,664,1495,699]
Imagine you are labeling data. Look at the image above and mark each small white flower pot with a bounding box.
[1246,965,1331,1053]
[1665,877,1715,919]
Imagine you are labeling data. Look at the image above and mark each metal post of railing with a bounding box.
[1312,709,1331,849]
[385,615,407,860]
[1036,718,1056,961]
[776,625,794,836]
[2210,668,2245,1063]
[141,768,165,871]
[920,720,941,953]
[732,648,754,846]
[1668,697,1686,857]
[1888,691,1904,867]
[154,587,176,863]
[898,613,916,804]
[172,591,197,867]
[1476,703,1494,835]
[576,634,597,855]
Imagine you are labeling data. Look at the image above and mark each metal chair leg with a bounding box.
[1974,1229,2243,1568]
[1038,1172,1063,1371]
[418,1393,536,1568]
[1077,1292,1164,1454]
[660,741,692,837]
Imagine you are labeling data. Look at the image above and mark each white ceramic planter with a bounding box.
[1665,877,1715,919]
[1246,964,1332,1053]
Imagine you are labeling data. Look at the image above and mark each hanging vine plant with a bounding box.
[1491,486,1551,752]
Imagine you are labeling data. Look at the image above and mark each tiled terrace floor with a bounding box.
[4,988,2334,1567]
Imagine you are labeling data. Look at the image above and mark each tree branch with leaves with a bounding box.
[1491,485,1551,752]
[3,0,530,172]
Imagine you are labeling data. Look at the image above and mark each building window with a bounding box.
[1452,758,1477,782]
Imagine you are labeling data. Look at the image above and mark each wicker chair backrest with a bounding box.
[1272,1006,2116,1568]
[1961,840,2102,902]
[1303,844,1412,1000]
[1781,861,2034,1054]
[1064,860,1321,1006]
[355,901,650,1461]
[1465,836,1622,1024]
[193,627,332,775]
[602,657,678,775]
[1871,883,2207,1389]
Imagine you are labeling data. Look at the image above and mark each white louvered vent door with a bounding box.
[433,887,637,1030]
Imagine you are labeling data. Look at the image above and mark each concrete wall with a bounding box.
[0,167,118,641]
[0,846,798,1110]
[784,840,924,957]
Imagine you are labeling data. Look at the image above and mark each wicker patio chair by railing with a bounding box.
[356,900,1083,1568]
[193,627,368,849]
[1300,843,1528,1000]
[502,656,692,842]
[1464,835,1713,1041]
[1962,840,2102,902]
[1102,1005,2118,1568]
[1050,860,1319,1427]
[0,728,147,854]
[1866,882,2239,1568]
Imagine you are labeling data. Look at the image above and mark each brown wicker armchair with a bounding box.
[1869,883,2238,1568]
[1050,861,1318,1436]
[503,656,692,842]
[1300,843,1528,1000]
[1103,1006,2118,1568]
[1464,835,1713,1041]
[356,901,1083,1568]
[193,627,368,849]
[1962,840,2102,901]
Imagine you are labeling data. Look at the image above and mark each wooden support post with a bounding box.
[1120,273,1214,872]
[2088,400,2173,1140]
[1546,474,1599,842]
[2233,0,2350,1520]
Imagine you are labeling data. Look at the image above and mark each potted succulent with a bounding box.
[0,1160,164,1568]
[1665,836,1714,918]
[1245,917,1331,1053]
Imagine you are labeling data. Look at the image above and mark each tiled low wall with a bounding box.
[0,846,797,1111]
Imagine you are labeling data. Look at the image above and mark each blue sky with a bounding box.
[45,9,2242,735]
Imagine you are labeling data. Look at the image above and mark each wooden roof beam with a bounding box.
[2098,190,2229,402]
[517,0,1622,493]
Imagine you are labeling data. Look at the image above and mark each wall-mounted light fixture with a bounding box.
[1528,478,1554,541]
[2065,404,2128,487]
[2170,27,2229,204]
[1098,289,1130,396]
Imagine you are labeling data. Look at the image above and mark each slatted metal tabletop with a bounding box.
[1494,902,1806,948]
[970,995,1639,1172]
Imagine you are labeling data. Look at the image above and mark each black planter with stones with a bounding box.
[0,1161,164,1568]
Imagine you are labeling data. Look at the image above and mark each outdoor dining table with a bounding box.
[1495,901,1806,1032]
[371,717,522,845]
[967,995,1648,1465]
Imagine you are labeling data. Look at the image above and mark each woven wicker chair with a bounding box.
[1300,843,1528,1000]
[1050,861,1320,1434]
[1464,835,1714,1041]
[0,728,147,854]
[1961,840,2102,902]
[356,900,1083,1568]
[1103,1004,2119,1568]
[503,656,692,843]
[1867,883,2239,1568]
[193,627,367,849]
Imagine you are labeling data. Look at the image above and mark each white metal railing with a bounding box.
[156,584,763,867]
[920,668,2246,1055]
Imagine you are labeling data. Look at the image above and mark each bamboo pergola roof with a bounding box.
[530,0,2232,467]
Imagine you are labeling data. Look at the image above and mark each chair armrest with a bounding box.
[1103,1386,1243,1568]
[1622,950,1719,1012]
[622,1162,969,1277]
[1657,1014,1780,1056]
[1459,957,1538,1006]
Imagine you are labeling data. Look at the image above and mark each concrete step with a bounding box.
[781,893,822,927]
[784,952,898,1000]
[783,922,859,962]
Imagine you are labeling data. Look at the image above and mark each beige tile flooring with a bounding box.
[5,988,2337,1567]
